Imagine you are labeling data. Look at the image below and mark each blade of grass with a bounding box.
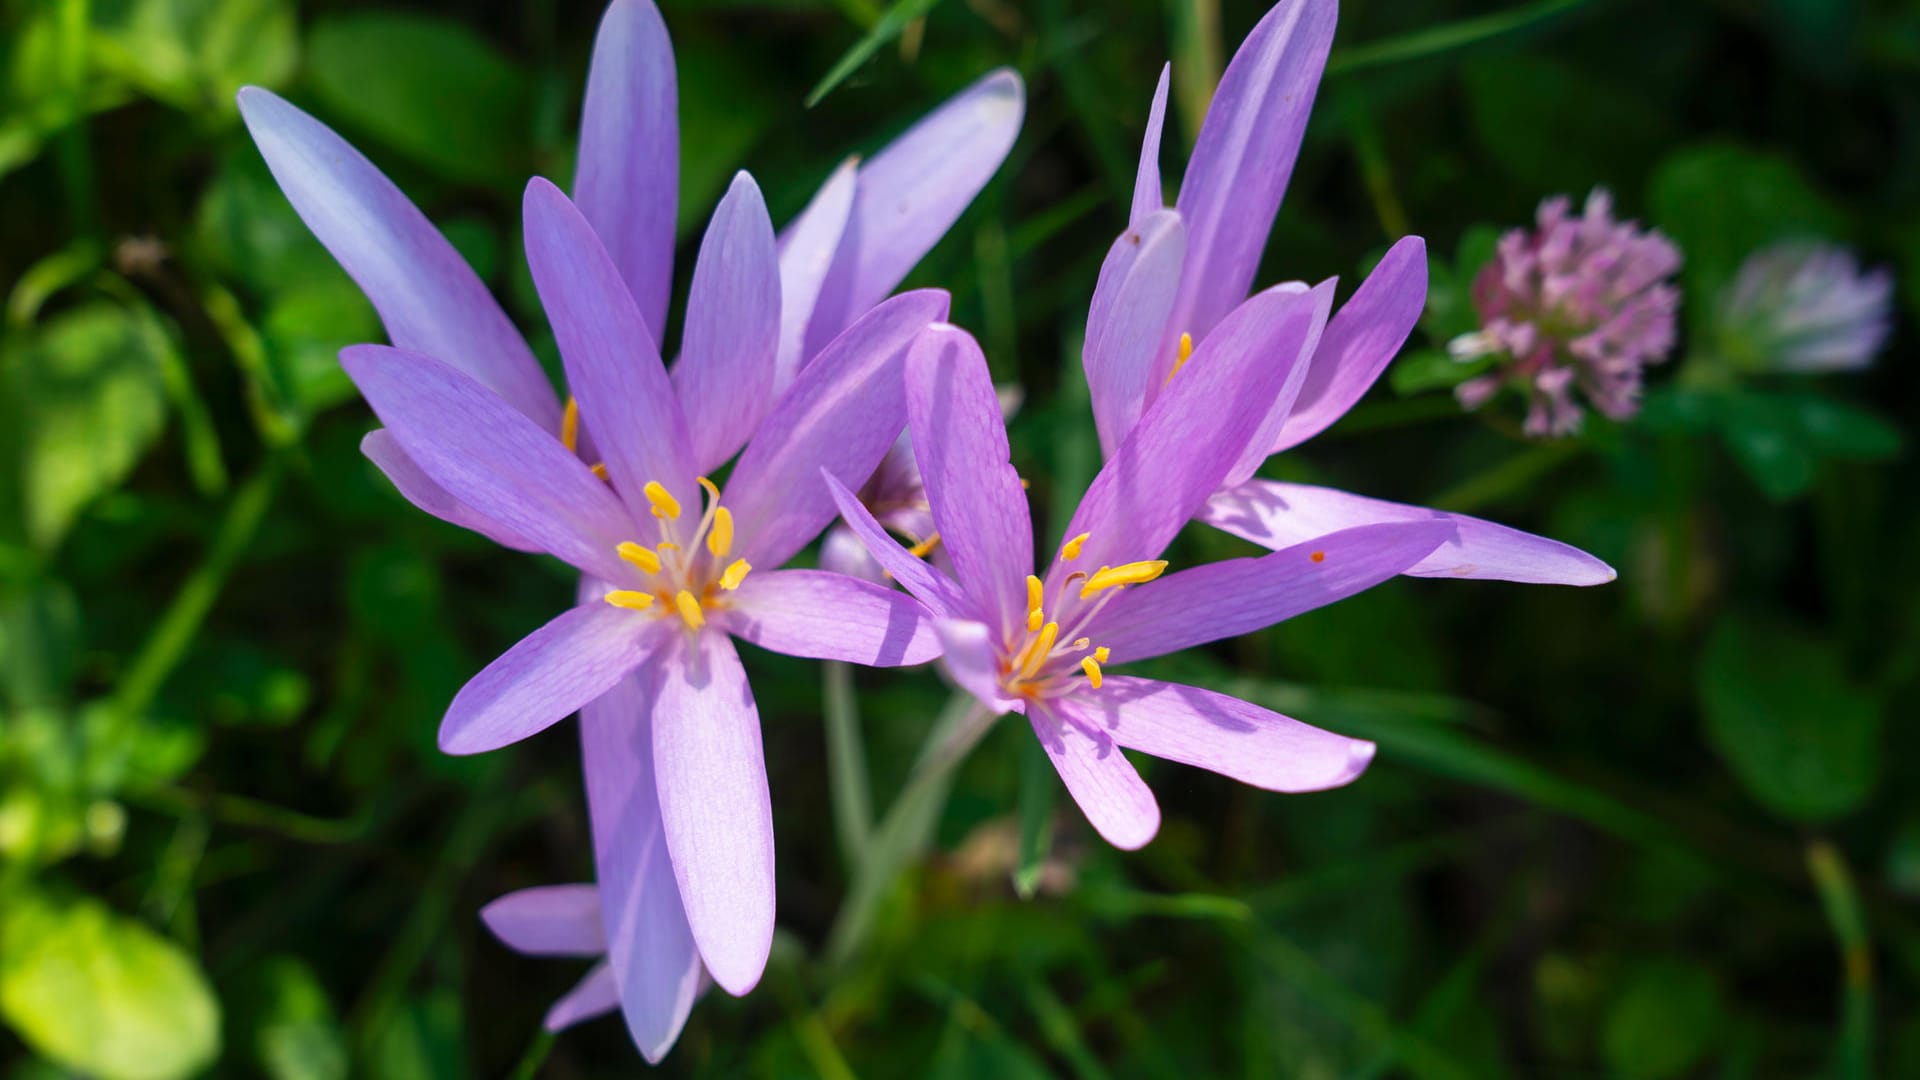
[1326,0,1593,78]
[806,0,944,107]
[1012,732,1055,899]
[1024,979,1114,1080]
[823,661,875,867]
[1808,839,1872,1080]
[1164,0,1221,146]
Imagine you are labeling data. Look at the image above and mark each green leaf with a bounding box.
[192,149,359,296]
[806,0,945,107]
[0,891,221,1080]
[91,0,299,114]
[1600,959,1723,1079]
[1715,390,1819,501]
[1698,614,1882,823]
[261,280,381,416]
[1012,730,1054,899]
[1776,391,1902,461]
[1390,348,1488,396]
[1648,143,1846,303]
[305,13,533,186]
[254,956,348,1080]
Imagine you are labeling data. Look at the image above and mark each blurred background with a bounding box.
[2,0,1917,1075]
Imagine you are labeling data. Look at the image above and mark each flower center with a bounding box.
[996,531,1166,700]
[601,476,752,631]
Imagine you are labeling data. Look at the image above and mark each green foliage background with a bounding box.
[2,0,1917,1076]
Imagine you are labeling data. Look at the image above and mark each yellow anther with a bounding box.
[644,481,681,520]
[707,507,734,558]
[673,589,705,629]
[618,541,662,575]
[720,558,752,591]
[1079,560,1169,597]
[1080,656,1104,689]
[1167,332,1195,384]
[1027,607,1045,633]
[1093,646,1111,664]
[561,397,582,453]
[1019,621,1059,680]
[591,463,609,481]
[603,589,655,611]
[1025,575,1043,613]
[1061,532,1090,561]
[906,532,942,559]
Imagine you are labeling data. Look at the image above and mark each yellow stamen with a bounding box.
[697,476,721,503]
[1025,575,1043,613]
[906,532,942,559]
[591,463,609,481]
[1019,621,1059,680]
[644,481,681,520]
[1166,332,1195,384]
[656,542,680,554]
[617,541,662,574]
[1093,646,1110,664]
[561,397,581,453]
[1027,608,1045,633]
[1061,532,1090,561]
[1079,560,1169,597]
[1080,656,1103,689]
[673,589,705,629]
[720,558,752,591]
[603,589,655,611]
[707,507,734,558]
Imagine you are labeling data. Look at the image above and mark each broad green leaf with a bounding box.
[0,891,221,1080]
[92,0,298,115]
[0,578,79,709]
[1601,959,1722,1079]
[261,280,380,416]
[1714,389,1819,501]
[1647,143,1846,303]
[192,149,358,295]
[254,957,348,1080]
[1698,614,1882,822]
[1776,391,1901,461]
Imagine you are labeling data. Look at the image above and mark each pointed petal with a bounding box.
[581,666,703,1063]
[1084,209,1186,457]
[1129,64,1171,227]
[823,473,976,620]
[1167,0,1336,341]
[1091,521,1455,664]
[934,618,1025,715]
[525,177,696,514]
[236,88,558,427]
[651,633,774,996]
[1271,236,1427,452]
[360,429,539,552]
[1219,279,1334,489]
[803,69,1024,357]
[774,158,858,393]
[439,604,663,755]
[480,885,604,956]
[572,0,677,339]
[1066,678,1374,792]
[1030,702,1159,850]
[544,963,621,1033]
[341,345,632,583]
[906,324,1033,634]
[724,289,949,570]
[1202,480,1617,585]
[674,172,782,473]
[721,569,941,666]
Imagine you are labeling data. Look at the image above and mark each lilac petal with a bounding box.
[1166,0,1336,343]
[480,885,604,956]
[524,178,696,515]
[1129,63,1171,227]
[236,89,559,429]
[1271,236,1427,453]
[581,665,703,1063]
[724,289,949,570]
[1091,521,1455,664]
[360,429,538,552]
[907,324,1032,635]
[803,70,1025,357]
[438,604,664,755]
[675,172,782,473]
[651,632,775,996]
[1066,678,1375,792]
[823,473,976,621]
[721,569,942,666]
[1084,209,1187,457]
[340,345,632,583]
[572,0,677,341]
[819,524,888,585]
[934,618,1025,715]
[1029,703,1159,850]
[774,157,858,393]
[1058,283,1326,579]
[1219,280,1334,489]
[544,963,621,1033]
[1202,480,1617,585]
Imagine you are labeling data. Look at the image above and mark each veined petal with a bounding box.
[1129,63,1171,227]
[1091,521,1456,664]
[1271,236,1427,452]
[674,172,782,473]
[1085,209,1186,457]
[341,345,632,583]
[1029,702,1159,850]
[824,473,976,621]
[722,569,941,666]
[907,324,1032,635]
[1167,0,1336,343]
[934,618,1026,716]
[819,523,888,586]
[1219,279,1334,489]
[581,665,703,1063]
[1203,480,1617,585]
[544,963,621,1033]
[439,604,665,755]
[803,69,1025,357]
[480,885,604,957]
[1065,678,1375,792]
[725,289,949,570]
[236,89,560,428]
[573,0,677,340]
[774,158,858,392]
[525,178,696,516]
[360,429,539,552]
[651,633,775,997]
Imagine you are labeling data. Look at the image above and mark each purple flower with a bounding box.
[1453,189,1682,435]
[480,885,633,1034]
[1715,241,1892,373]
[1084,0,1614,586]
[831,318,1456,848]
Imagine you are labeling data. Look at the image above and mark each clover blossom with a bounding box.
[1084,0,1613,586]
[1714,241,1892,374]
[1452,189,1682,435]
[832,317,1456,848]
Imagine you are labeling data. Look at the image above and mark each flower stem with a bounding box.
[821,661,874,868]
[1808,839,1873,1080]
